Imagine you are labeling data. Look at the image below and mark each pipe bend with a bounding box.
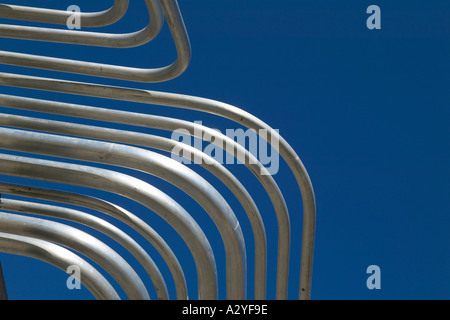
[0,232,120,300]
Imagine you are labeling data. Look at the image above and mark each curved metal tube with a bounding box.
[0,95,288,299]
[0,153,218,299]
[0,181,187,299]
[0,0,129,28]
[0,74,315,299]
[0,126,247,299]
[0,212,149,300]
[0,0,191,82]
[0,112,267,299]
[0,232,120,300]
[0,197,169,300]
[0,0,163,48]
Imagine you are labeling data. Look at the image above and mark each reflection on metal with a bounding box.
[0,0,315,300]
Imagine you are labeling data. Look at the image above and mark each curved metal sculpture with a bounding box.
[0,0,315,300]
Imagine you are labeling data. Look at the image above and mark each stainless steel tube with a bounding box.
[0,74,315,299]
[0,0,163,48]
[0,197,169,300]
[0,0,191,82]
[0,0,129,27]
[0,181,187,299]
[0,126,247,299]
[0,232,120,300]
[0,153,218,299]
[0,111,268,299]
[0,96,288,298]
[0,212,149,300]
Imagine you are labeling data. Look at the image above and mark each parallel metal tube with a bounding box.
[0,126,247,299]
[0,197,169,300]
[0,74,315,299]
[0,0,129,27]
[0,95,288,299]
[0,181,187,299]
[0,212,149,300]
[0,111,267,299]
[0,0,163,48]
[0,232,120,300]
[0,153,218,299]
[0,0,191,82]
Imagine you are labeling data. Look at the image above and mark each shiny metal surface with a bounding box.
[0,181,187,299]
[0,0,129,27]
[0,197,169,299]
[0,0,315,300]
[0,212,149,299]
[0,232,120,300]
[0,153,218,299]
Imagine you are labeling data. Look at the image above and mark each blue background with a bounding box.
[0,0,448,300]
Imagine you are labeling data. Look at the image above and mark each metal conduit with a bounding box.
[0,197,169,300]
[0,0,315,300]
[0,181,188,299]
[0,232,120,300]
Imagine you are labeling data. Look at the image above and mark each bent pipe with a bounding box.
[0,97,289,299]
[0,197,169,300]
[0,0,191,82]
[0,0,164,48]
[0,212,149,300]
[0,153,218,299]
[0,232,120,300]
[0,181,187,299]
[0,112,267,299]
[0,0,129,28]
[0,126,246,299]
[0,75,315,299]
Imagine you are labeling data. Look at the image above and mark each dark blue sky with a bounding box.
[0,0,448,300]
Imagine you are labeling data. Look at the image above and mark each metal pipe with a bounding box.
[0,212,149,300]
[0,95,289,299]
[0,197,169,300]
[0,0,163,48]
[0,153,218,299]
[0,0,129,28]
[0,231,120,300]
[0,111,267,299]
[0,0,191,82]
[0,181,187,299]
[0,126,247,299]
[0,74,315,299]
